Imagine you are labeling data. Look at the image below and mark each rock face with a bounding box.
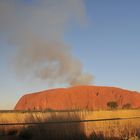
[14,86,140,110]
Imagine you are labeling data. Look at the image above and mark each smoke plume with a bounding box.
[0,0,93,86]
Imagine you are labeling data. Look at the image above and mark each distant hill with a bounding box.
[14,86,140,110]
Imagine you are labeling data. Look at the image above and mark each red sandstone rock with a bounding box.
[14,86,140,110]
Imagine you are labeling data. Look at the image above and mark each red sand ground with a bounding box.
[14,86,140,110]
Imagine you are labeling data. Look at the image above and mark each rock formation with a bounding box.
[14,86,140,110]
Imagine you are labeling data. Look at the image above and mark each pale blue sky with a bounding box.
[0,0,140,109]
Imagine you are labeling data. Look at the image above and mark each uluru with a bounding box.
[14,86,140,110]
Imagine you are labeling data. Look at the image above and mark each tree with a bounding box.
[107,101,118,110]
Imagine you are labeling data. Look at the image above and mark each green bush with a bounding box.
[107,101,118,109]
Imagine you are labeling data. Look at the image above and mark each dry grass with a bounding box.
[0,110,140,140]
[84,110,140,139]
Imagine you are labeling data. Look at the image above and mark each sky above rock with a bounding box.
[0,0,140,109]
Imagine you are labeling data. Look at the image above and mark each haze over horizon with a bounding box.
[0,0,140,109]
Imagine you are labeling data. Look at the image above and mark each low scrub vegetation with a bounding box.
[122,103,132,109]
[0,110,140,140]
[107,101,118,110]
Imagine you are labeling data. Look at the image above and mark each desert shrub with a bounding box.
[107,101,118,109]
[122,103,131,109]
